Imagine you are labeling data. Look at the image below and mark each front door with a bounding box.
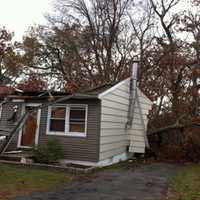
[18,105,41,148]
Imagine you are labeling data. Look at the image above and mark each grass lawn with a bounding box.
[168,165,200,200]
[0,164,72,199]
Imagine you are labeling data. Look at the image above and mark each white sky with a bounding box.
[0,0,53,41]
[0,0,192,42]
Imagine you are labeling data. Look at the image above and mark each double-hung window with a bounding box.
[47,105,87,137]
[48,106,66,134]
[69,106,86,134]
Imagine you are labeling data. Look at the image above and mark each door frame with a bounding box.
[17,103,41,148]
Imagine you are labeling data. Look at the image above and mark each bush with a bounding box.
[150,126,200,163]
[159,144,185,162]
[148,109,200,163]
[33,139,64,164]
[182,126,200,163]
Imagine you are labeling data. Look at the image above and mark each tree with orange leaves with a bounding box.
[0,27,22,85]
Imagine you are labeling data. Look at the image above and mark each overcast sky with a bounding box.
[0,0,192,41]
[0,0,53,41]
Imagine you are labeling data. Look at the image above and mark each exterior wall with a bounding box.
[0,83,151,166]
[99,79,152,162]
[38,99,101,163]
[0,98,101,163]
[128,89,152,153]
[0,101,23,151]
[99,79,130,161]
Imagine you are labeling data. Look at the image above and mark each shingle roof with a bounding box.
[2,82,118,100]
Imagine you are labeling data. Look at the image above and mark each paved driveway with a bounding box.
[15,163,177,200]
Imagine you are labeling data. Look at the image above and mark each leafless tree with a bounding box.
[149,0,180,45]
[51,0,133,85]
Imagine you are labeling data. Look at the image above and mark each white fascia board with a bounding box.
[98,77,153,103]
[98,78,130,99]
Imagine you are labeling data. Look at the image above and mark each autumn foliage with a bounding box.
[0,27,22,84]
[17,73,47,92]
[2,0,200,161]
[0,85,14,95]
[150,125,200,163]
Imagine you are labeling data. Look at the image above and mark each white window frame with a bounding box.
[67,105,88,137]
[46,104,88,137]
[46,105,68,136]
[0,103,3,119]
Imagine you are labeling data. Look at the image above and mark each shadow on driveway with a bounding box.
[15,163,178,200]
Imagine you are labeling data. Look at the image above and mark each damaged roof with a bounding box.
[0,82,116,100]
[0,85,15,96]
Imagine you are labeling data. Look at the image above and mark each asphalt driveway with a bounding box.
[15,163,178,200]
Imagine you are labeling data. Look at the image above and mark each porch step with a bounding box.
[0,151,33,162]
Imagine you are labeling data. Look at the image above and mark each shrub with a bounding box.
[182,126,200,163]
[33,139,64,164]
[150,126,200,163]
[159,144,185,162]
[148,108,200,163]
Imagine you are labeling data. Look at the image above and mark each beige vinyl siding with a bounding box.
[100,147,126,160]
[128,90,152,153]
[99,81,129,161]
[99,79,152,161]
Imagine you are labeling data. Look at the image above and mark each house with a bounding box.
[0,76,152,167]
